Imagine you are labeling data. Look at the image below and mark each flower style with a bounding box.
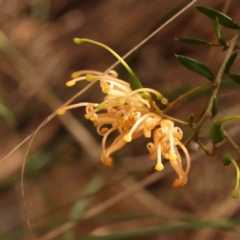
[56,69,191,188]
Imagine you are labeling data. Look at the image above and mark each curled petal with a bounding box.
[170,144,190,188]
[161,119,174,128]
[173,127,183,140]
[97,126,109,136]
[107,70,118,78]
[143,128,151,138]
[105,133,127,160]
[147,142,157,160]
[178,141,191,177]
[123,113,157,142]
[102,130,143,166]
[169,157,186,188]
[101,127,117,166]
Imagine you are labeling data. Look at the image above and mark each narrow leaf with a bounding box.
[63,175,103,240]
[82,219,238,240]
[219,38,227,48]
[176,38,219,46]
[209,122,225,145]
[187,114,194,124]
[215,18,221,39]
[228,72,240,84]
[196,6,240,29]
[175,55,215,81]
[225,52,238,73]
[211,97,218,117]
[130,73,143,90]
[214,18,227,47]
[0,101,16,129]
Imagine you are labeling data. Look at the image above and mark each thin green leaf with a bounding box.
[176,38,219,46]
[71,176,103,221]
[215,18,221,39]
[81,219,237,240]
[219,38,227,48]
[209,121,225,146]
[225,52,238,73]
[211,97,218,117]
[63,175,103,240]
[196,6,240,29]
[0,101,16,129]
[175,55,215,81]
[214,18,227,47]
[187,114,194,124]
[228,72,240,84]
[130,73,143,90]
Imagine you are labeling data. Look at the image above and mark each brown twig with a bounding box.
[224,131,240,156]
[105,0,198,73]
[163,83,212,113]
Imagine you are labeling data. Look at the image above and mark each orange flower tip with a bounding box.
[86,74,96,82]
[161,98,168,105]
[155,163,164,171]
[73,38,83,44]
[103,157,113,167]
[123,135,132,142]
[56,109,66,115]
[71,71,81,78]
[66,81,76,87]
[97,102,105,109]
[231,190,239,199]
[173,178,187,188]
[169,152,177,161]
[100,128,108,134]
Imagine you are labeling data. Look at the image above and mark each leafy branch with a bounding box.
[184,32,239,146]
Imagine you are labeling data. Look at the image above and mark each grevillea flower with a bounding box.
[56,38,191,188]
[56,70,190,188]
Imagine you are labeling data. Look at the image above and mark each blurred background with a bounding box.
[0,0,240,239]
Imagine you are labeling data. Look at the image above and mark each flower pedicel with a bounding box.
[56,38,191,188]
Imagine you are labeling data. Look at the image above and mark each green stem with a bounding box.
[73,38,143,90]
[197,140,211,155]
[154,108,189,126]
[230,158,240,199]
[224,132,240,156]
[219,115,240,124]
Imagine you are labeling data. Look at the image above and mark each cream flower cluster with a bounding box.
[57,70,190,188]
